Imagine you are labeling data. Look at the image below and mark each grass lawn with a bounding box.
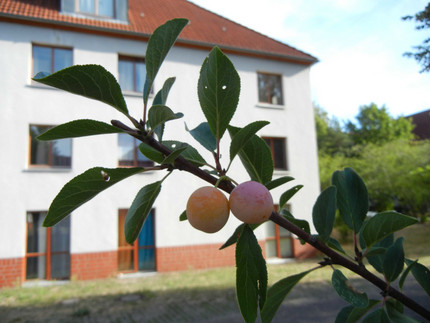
[0,223,429,322]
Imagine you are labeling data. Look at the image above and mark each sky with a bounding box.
[190,0,430,123]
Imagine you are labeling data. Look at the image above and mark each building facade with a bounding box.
[0,0,320,288]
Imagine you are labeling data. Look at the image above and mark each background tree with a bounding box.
[403,2,430,73]
[345,103,415,146]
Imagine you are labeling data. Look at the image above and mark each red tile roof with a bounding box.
[0,0,317,65]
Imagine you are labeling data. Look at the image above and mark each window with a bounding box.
[32,45,72,77]
[29,125,72,168]
[26,212,71,280]
[118,209,156,272]
[257,72,284,105]
[118,56,146,93]
[61,0,128,20]
[265,206,292,258]
[263,137,287,170]
[118,133,153,167]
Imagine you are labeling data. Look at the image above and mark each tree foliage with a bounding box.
[403,2,430,73]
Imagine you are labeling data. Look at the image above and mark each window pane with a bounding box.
[51,217,70,253]
[115,0,128,21]
[98,0,114,17]
[118,133,134,165]
[135,61,146,93]
[27,212,47,253]
[280,238,292,258]
[273,139,286,169]
[30,126,50,165]
[80,0,95,13]
[138,248,155,271]
[265,221,276,238]
[258,73,268,103]
[52,139,72,167]
[265,240,277,258]
[118,250,134,271]
[138,212,154,247]
[53,48,72,72]
[33,46,52,76]
[51,254,70,279]
[257,73,283,105]
[61,0,75,13]
[118,59,134,91]
[26,256,46,279]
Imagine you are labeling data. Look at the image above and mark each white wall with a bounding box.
[0,21,319,259]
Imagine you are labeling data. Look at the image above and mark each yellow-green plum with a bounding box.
[229,181,273,224]
[186,186,230,233]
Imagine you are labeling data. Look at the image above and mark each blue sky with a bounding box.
[190,0,430,122]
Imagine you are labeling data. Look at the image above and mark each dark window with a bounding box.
[118,133,153,167]
[61,0,128,20]
[118,209,156,272]
[29,125,72,168]
[258,72,284,105]
[263,137,287,170]
[26,212,70,280]
[118,56,146,92]
[32,45,72,77]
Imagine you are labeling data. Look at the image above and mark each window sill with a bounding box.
[256,103,285,110]
[273,169,290,176]
[26,82,57,90]
[60,12,129,25]
[24,167,72,173]
[122,90,144,98]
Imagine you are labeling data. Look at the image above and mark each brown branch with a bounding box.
[111,119,430,321]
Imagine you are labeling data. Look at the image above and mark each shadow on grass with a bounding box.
[1,278,428,323]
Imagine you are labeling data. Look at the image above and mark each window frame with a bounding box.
[118,55,147,94]
[257,72,284,107]
[32,44,73,78]
[29,124,73,169]
[117,133,154,168]
[262,136,288,171]
[62,0,127,20]
[265,205,292,259]
[25,211,71,281]
[117,209,156,273]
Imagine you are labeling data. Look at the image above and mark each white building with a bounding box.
[0,0,319,287]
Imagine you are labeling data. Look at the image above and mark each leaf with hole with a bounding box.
[33,65,128,115]
[43,167,144,227]
[332,269,368,308]
[198,47,240,140]
[125,181,162,244]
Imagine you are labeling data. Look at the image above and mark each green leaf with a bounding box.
[331,168,369,233]
[312,186,337,242]
[326,237,347,254]
[144,18,188,104]
[264,176,294,191]
[362,309,390,323]
[125,181,162,244]
[386,301,422,323]
[366,234,394,274]
[228,126,273,183]
[153,77,176,105]
[163,140,207,166]
[185,122,217,152]
[36,119,123,140]
[279,185,303,209]
[261,270,313,323]
[43,167,144,227]
[332,269,369,308]
[161,147,187,165]
[405,259,430,297]
[179,210,187,221]
[279,208,310,235]
[219,223,260,250]
[364,247,386,257]
[198,47,240,140]
[229,121,270,162]
[399,259,417,291]
[139,142,164,164]
[383,237,404,282]
[360,211,418,248]
[147,105,183,135]
[236,225,267,322]
[33,65,128,115]
[335,299,380,323]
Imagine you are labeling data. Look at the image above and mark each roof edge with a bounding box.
[0,13,318,65]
